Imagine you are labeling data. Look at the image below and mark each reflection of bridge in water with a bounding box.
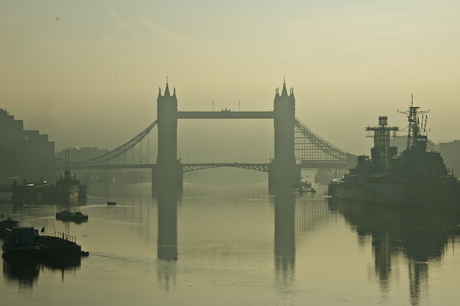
[47,81,356,189]
[155,184,335,292]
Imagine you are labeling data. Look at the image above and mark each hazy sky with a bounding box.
[1,1,460,162]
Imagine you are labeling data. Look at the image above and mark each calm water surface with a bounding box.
[1,182,460,306]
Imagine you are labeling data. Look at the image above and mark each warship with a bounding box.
[328,96,460,208]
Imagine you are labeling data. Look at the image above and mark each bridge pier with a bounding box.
[268,162,301,188]
[151,162,183,189]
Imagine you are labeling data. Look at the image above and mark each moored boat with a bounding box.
[2,227,85,264]
[11,179,55,203]
[38,231,82,264]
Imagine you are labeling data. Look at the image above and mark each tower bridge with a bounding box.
[49,81,355,189]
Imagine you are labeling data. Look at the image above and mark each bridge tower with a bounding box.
[153,82,183,188]
[269,81,301,188]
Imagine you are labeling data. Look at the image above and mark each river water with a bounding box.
[1,181,460,306]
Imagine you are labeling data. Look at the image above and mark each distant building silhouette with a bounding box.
[0,108,55,179]
[439,140,460,174]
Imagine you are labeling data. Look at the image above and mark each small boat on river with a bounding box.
[55,211,88,222]
[107,201,117,206]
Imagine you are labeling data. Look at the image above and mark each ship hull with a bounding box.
[46,185,79,201]
[329,182,460,209]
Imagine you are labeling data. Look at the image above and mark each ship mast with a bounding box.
[398,95,429,151]
[65,147,71,180]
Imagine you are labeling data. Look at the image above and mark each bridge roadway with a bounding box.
[70,161,347,171]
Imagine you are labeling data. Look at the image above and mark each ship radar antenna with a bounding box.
[397,94,429,151]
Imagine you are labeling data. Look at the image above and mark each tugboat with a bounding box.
[2,227,40,261]
[328,96,460,208]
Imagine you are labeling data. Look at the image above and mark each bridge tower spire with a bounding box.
[154,82,183,188]
[269,81,301,188]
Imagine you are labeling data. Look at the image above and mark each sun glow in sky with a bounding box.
[1,1,460,160]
